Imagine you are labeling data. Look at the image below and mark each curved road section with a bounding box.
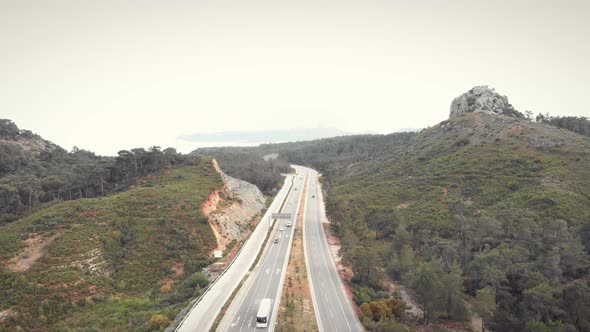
[302,167,364,332]
[176,174,296,332]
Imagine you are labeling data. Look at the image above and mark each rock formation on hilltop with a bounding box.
[450,86,523,118]
[0,119,59,155]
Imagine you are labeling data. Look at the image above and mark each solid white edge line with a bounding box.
[301,167,324,332]
[177,174,293,332]
[217,174,295,331]
[316,172,364,331]
[269,169,304,331]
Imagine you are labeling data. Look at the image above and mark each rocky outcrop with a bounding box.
[204,160,266,251]
[450,86,523,119]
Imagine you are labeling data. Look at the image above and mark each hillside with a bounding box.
[0,162,223,331]
[0,119,200,225]
[225,88,590,331]
[192,147,292,194]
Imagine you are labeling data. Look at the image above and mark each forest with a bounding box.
[192,146,292,194]
[0,163,222,331]
[0,119,200,224]
[535,113,590,138]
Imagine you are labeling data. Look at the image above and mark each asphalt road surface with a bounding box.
[303,167,364,332]
[217,170,305,332]
[176,173,296,332]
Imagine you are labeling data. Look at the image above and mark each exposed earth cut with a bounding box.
[203,160,266,252]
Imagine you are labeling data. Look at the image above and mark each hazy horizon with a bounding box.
[2,0,589,155]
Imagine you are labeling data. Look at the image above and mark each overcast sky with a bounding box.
[1,0,589,156]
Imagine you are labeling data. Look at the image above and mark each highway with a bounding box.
[217,169,305,332]
[176,173,297,332]
[303,167,364,332]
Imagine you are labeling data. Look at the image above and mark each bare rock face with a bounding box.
[450,86,523,118]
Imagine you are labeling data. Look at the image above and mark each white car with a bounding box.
[279,227,284,231]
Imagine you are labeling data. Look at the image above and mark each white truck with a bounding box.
[256,298,272,328]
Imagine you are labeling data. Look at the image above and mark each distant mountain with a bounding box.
[178,126,357,144]
[395,127,422,133]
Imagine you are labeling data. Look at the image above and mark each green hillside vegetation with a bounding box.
[323,113,590,330]
[0,161,222,331]
[192,147,293,194]
[230,112,590,331]
[0,119,200,225]
[535,113,590,138]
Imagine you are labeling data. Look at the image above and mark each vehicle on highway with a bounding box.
[274,238,279,243]
[256,298,272,328]
[312,195,315,198]
[286,221,292,227]
[279,227,284,231]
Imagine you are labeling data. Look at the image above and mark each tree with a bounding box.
[0,119,20,137]
[559,237,590,278]
[473,286,497,332]
[17,175,42,207]
[131,148,146,175]
[351,245,383,288]
[467,248,508,292]
[41,175,65,200]
[442,262,468,320]
[163,147,183,166]
[522,283,562,322]
[561,280,590,331]
[367,208,397,240]
[535,248,563,284]
[411,261,443,325]
[388,244,416,283]
[143,146,166,173]
[360,298,407,324]
[524,320,566,332]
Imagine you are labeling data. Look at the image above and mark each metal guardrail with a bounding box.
[173,175,295,331]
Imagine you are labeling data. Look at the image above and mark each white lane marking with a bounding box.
[301,170,324,332]
[231,316,241,327]
[249,316,253,327]
[236,197,290,332]
[305,169,356,331]
[265,268,270,275]
[321,281,325,289]
[276,268,281,275]
[313,190,356,332]
[330,309,334,319]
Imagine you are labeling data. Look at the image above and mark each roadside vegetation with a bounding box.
[0,162,223,331]
[535,113,590,138]
[192,147,292,195]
